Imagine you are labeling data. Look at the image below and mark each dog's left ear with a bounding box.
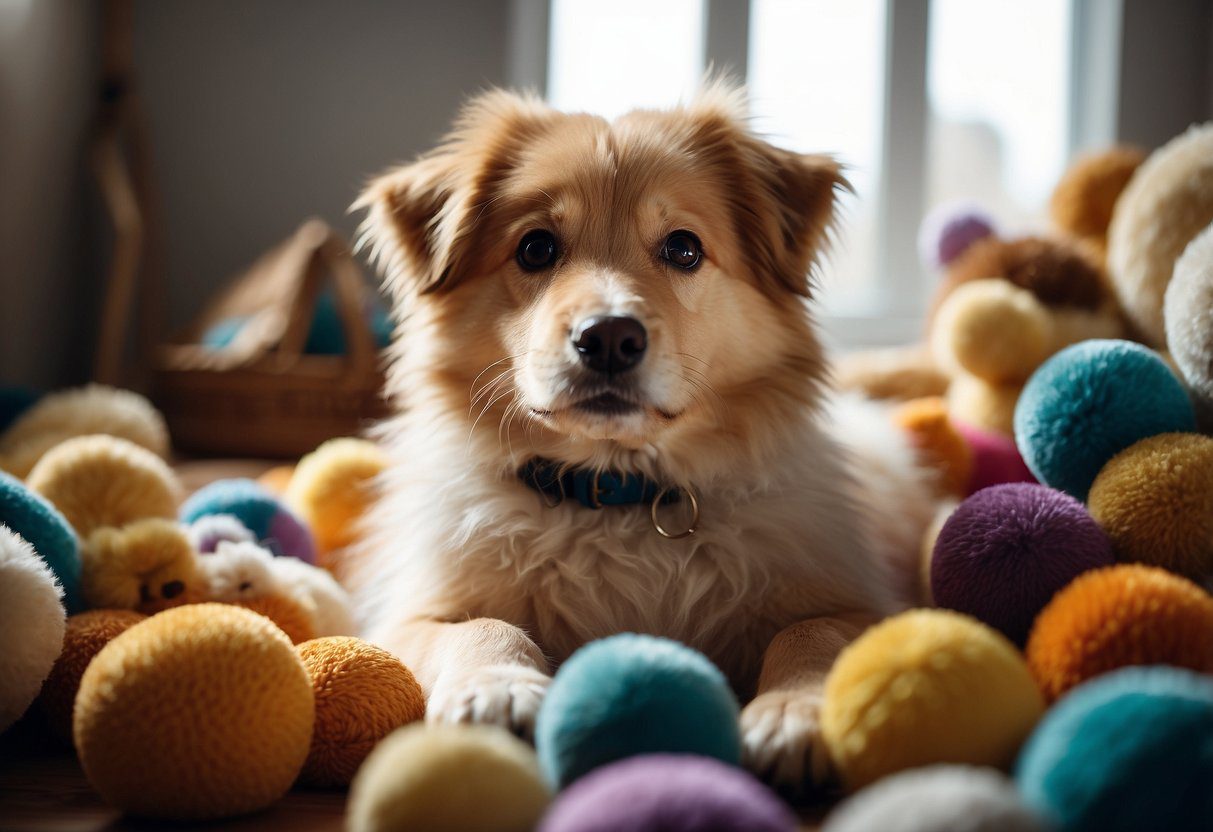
[354,90,555,300]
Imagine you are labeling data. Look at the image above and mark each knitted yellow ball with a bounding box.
[347,723,551,832]
[1087,433,1213,579]
[296,637,426,788]
[39,609,146,740]
[821,609,1044,791]
[73,603,315,820]
[1026,564,1213,702]
[285,438,386,559]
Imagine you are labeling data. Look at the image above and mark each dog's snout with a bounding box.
[573,316,647,374]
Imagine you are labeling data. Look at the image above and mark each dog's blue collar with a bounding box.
[518,458,681,510]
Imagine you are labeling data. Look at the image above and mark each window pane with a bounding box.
[747,0,888,315]
[547,0,706,119]
[927,0,1071,225]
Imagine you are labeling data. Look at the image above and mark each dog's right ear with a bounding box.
[354,90,554,300]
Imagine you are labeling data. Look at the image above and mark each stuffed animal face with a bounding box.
[82,519,200,613]
[198,541,277,602]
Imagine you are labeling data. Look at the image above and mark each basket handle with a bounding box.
[276,223,379,377]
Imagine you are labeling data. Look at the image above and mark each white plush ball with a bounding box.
[0,524,66,730]
[1165,221,1213,431]
[822,766,1047,832]
[267,555,356,636]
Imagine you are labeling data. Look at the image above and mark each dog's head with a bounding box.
[357,85,845,470]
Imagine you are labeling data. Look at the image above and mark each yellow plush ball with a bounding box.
[296,637,426,788]
[1087,433,1213,580]
[821,609,1044,791]
[82,519,201,613]
[73,604,315,820]
[932,279,1052,385]
[28,434,181,538]
[348,723,550,832]
[39,609,146,740]
[285,438,386,560]
[1026,564,1213,702]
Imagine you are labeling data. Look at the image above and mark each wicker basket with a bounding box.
[152,220,389,458]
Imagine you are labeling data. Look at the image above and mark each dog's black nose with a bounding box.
[573,316,647,374]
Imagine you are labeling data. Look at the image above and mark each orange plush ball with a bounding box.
[1026,564,1213,701]
[235,593,316,645]
[73,604,315,820]
[296,637,426,787]
[39,609,146,739]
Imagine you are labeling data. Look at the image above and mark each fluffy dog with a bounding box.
[349,84,937,789]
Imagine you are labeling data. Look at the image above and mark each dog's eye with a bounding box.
[516,230,558,271]
[661,230,702,270]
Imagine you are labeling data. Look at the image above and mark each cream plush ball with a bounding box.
[0,384,169,478]
[284,438,386,560]
[28,435,182,538]
[1164,221,1213,430]
[347,723,551,832]
[1107,122,1213,345]
[0,525,66,731]
[932,279,1052,385]
[266,554,356,637]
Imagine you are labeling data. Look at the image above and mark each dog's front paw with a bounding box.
[740,690,834,794]
[427,664,550,740]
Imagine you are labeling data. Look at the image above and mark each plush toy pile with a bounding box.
[3,121,1213,832]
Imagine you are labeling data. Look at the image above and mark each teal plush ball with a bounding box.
[1016,666,1213,832]
[535,634,741,789]
[0,471,80,611]
[1014,340,1195,500]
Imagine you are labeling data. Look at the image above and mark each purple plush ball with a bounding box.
[918,201,997,271]
[538,755,796,832]
[931,483,1114,644]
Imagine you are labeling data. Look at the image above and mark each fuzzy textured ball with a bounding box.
[73,604,315,820]
[1164,221,1213,430]
[918,202,997,271]
[1016,666,1213,832]
[1049,146,1145,248]
[0,525,66,732]
[285,438,386,559]
[539,754,797,832]
[932,279,1051,385]
[931,484,1114,644]
[535,634,742,789]
[1088,433,1213,579]
[181,478,315,563]
[28,434,181,538]
[821,609,1044,791]
[82,519,200,613]
[1014,340,1195,500]
[823,765,1046,832]
[0,470,80,610]
[1107,122,1213,345]
[296,636,426,787]
[39,609,146,739]
[347,723,551,832]
[1026,564,1213,701]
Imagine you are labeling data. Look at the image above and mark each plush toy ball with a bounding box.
[1025,564,1213,701]
[1087,433,1213,579]
[1107,122,1213,345]
[285,438,386,558]
[73,603,314,820]
[954,421,1035,494]
[822,765,1046,832]
[296,636,425,787]
[1016,666,1213,832]
[538,754,797,832]
[1049,146,1146,246]
[180,478,315,563]
[235,592,317,645]
[931,279,1052,385]
[0,525,66,732]
[187,513,256,554]
[0,470,80,610]
[821,609,1043,791]
[39,609,146,739]
[347,723,551,832]
[918,202,997,271]
[28,434,182,539]
[82,518,200,613]
[535,634,741,789]
[893,398,972,495]
[1014,340,1195,500]
[0,384,169,479]
[1164,221,1213,430]
[267,554,356,637]
[931,483,1114,644]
